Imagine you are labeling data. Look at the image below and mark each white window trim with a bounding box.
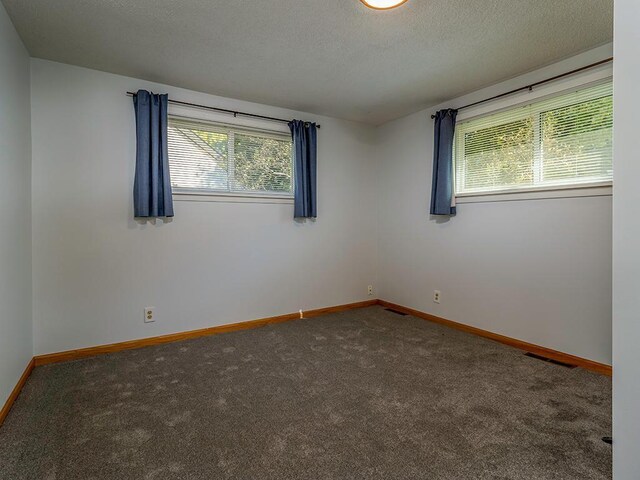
[173,191,294,204]
[452,66,613,203]
[456,182,612,204]
[168,104,294,203]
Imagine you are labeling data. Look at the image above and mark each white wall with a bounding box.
[29,46,615,367]
[612,0,640,477]
[377,45,613,365]
[31,59,378,356]
[0,4,32,405]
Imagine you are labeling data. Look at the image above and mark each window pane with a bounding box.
[167,118,293,196]
[461,118,534,192]
[454,80,613,195]
[168,123,229,191]
[233,133,293,193]
[541,95,613,182]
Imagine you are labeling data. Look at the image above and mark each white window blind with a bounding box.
[454,80,613,196]
[168,117,293,196]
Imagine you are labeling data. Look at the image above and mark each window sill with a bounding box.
[173,191,294,204]
[455,183,612,204]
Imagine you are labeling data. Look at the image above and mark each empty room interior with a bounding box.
[1,0,639,478]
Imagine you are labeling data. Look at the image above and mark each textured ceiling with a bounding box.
[2,0,612,124]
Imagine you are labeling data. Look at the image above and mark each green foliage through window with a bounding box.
[462,118,534,190]
[541,95,613,182]
[234,133,292,193]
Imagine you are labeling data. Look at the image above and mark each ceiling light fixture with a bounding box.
[360,0,409,10]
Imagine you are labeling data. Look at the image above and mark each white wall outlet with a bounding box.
[433,290,441,304]
[368,285,373,296]
[144,307,155,323]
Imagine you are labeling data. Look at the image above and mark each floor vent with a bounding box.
[524,352,577,369]
[385,308,408,316]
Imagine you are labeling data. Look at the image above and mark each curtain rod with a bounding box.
[430,57,613,119]
[125,91,321,128]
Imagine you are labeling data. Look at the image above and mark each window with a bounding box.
[168,117,293,196]
[454,81,613,196]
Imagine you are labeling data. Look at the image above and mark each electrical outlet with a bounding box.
[144,307,155,323]
[433,290,441,304]
[368,285,373,296]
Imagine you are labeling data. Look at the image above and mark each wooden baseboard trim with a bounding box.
[301,299,378,318]
[0,358,35,428]
[34,299,379,367]
[378,300,612,376]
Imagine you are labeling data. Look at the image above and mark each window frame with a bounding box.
[167,110,295,204]
[453,77,613,203]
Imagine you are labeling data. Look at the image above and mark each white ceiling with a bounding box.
[2,0,612,125]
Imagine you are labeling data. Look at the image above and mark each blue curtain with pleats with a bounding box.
[289,120,318,218]
[430,109,458,216]
[133,90,174,218]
